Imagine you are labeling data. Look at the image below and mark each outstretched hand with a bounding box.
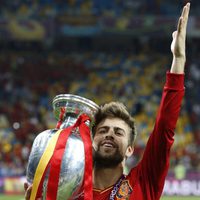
[171,3,190,59]
[170,2,190,74]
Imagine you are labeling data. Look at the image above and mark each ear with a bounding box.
[125,146,134,158]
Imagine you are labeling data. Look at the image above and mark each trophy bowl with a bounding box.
[26,94,99,199]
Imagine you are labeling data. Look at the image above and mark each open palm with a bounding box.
[171,3,190,59]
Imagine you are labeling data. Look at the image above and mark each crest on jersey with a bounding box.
[116,180,133,199]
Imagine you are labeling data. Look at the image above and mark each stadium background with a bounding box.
[0,0,200,199]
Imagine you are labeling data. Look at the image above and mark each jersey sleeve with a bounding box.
[129,72,185,198]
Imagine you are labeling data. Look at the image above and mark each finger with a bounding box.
[25,185,32,200]
[24,182,29,191]
[177,17,183,33]
[178,3,190,34]
[182,3,190,28]
[180,3,187,17]
[183,3,190,20]
[172,31,177,39]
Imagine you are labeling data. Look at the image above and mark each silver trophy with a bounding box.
[26,94,99,199]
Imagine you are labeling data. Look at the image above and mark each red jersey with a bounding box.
[79,72,185,200]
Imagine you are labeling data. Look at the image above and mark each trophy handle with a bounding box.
[52,94,99,129]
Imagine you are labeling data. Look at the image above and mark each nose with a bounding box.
[105,128,115,139]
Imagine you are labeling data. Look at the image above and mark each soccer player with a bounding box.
[25,2,190,200]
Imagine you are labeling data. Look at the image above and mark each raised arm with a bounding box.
[129,3,191,199]
[170,3,190,74]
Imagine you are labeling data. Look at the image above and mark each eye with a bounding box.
[115,131,124,136]
[98,129,106,134]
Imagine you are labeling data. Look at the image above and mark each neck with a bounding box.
[93,164,123,190]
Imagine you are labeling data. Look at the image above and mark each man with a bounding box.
[25,2,190,200]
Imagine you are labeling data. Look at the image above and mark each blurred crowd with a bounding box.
[0,0,200,181]
[0,0,199,19]
[0,36,200,178]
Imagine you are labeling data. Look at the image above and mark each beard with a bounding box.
[93,145,124,169]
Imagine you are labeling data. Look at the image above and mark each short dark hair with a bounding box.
[92,101,137,146]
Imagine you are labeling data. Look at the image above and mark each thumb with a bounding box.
[24,184,33,200]
[172,31,177,39]
[24,182,29,191]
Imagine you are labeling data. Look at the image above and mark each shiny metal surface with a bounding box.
[53,94,99,128]
[26,94,99,199]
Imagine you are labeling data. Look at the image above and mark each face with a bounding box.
[93,117,133,168]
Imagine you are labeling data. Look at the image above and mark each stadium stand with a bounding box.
[0,0,199,183]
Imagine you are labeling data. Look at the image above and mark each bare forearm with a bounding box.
[170,56,186,74]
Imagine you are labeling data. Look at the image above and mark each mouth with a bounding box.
[101,140,116,148]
